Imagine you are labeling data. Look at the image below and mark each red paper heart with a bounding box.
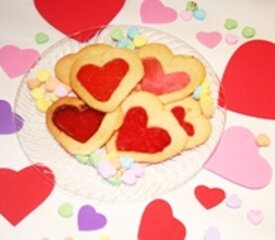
[116,107,171,153]
[194,185,226,209]
[171,106,194,136]
[219,40,275,119]
[34,0,125,41]
[138,199,186,240]
[53,104,105,143]
[141,58,190,95]
[77,59,129,101]
[0,165,55,226]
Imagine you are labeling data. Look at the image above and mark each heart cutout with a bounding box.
[194,185,226,209]
[171,106,194,136]
[140,0,178,24]
[0,165,55,226]
[78,205,107,231]
[77,59,129,102]
[52,104,105,143]
[204,126,272,189]
[219,40,275,119]
[138,199,186,240]
[0,45,40,78]
[196,31,222,49]
[47,97,122,155]
[34,0,125,41]
[141,57,190,95]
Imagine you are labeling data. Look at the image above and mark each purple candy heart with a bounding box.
[78,205,107,231]
[0,100,24,134]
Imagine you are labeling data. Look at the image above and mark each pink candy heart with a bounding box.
[247,210,264,225]
[205,126,272,189]
[0,45,40,78]
[180,10,192,21]
[97,160,116,178]
[225,33,239,45]
[140,0,177,24]
[196,31,222,49]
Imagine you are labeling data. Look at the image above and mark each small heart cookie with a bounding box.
[106,91,188,163]
[70,46,144,112]
[46,97,122,155]
[165,97,212,149]
[137,43,206,103]
[55,44,112,86]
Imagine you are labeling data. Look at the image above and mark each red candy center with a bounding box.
[171,106,194,136]
[116,107,171,153]
[77,59,129,101]
[141,57,190,95]
[52,104,105,143]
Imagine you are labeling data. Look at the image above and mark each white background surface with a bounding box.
[0,0,275,239]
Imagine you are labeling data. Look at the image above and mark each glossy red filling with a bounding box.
[116,107,171,153]
[77,58,129,101]
[52,104,105,143]
[141,57,190,95]
[171,106,194,136]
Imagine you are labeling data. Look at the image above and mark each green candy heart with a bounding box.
[76,154,89,164]
[242,26,256,39]
[224,18,238,30]
[35,32,49,44]
[58,202,73,218]
[110,28,124,41]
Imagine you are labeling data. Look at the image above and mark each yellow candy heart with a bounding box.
[36,98,51,112]
[30,87,45,100]
[36,69,50,82]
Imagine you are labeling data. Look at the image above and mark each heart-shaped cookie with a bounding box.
[46,97,122,155]
[106,92,187,163]
[137,43,206,103]
[165,97,212,149]
[55,44,112,86]
[70,47,144,112]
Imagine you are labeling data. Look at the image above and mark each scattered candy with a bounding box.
[98,160,117,178]
[192,86,202,100]
[200,96,215,118]
[36,69,50,82]
[226,194,242,209]
[99,237,110,240]
[193,8,206,21]
[186,1,198,12]
[55,84,70,97]
[35,32,49,44]
[76,154,89,164]
[127,26,140,40]
[256,133,271,147]
[45,78,58,92]
[122,169,137,185]
[225,33,239,45]
[36,98,51,113]
[30,87,45,100]
[64,237,74,240]
[120,156,134,169]
[133,35,147,48]
[116,38,129,48]
[110,28,124,41]
[224,18,238,30]
[247,210,264,225]
[89,152,101,167]
[242,26,256,39]
[58,202,73,218]
[106,173,122,186]
[126,40,135,50]
[180,10,193,21]
[27,79,41,89]
[50,93,58,102]
[204,226,221,240]
[67,91,77,97]
[131,164,145,177]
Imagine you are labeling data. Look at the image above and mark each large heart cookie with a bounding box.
[165,97,212,149]
[55,44,112,86]
[70,47,144,112]
[138,43,206,103]
[46,97,122,155]
[106,92,187,163]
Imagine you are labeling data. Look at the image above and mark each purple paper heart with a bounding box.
[78,205,107,231]
[0,100,24,134]
[0,45,40,78]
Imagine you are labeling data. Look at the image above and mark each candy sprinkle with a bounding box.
[242,26,256,39]
[58,202,73,218]
[35,32,49,44]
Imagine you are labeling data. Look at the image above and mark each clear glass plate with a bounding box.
[15,25,226,203]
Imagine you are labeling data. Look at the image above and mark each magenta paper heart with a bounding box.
[204,126,272,189]
[0,99,24,134]
[196,31,222,49]
[0,45,40,78]
[140,0,177,24]
[78,205,107,231]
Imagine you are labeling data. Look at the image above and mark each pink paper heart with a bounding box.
[204,126,272,189]
[140,0,177,24]
[196,31,222,49]
[0,45,40,78]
